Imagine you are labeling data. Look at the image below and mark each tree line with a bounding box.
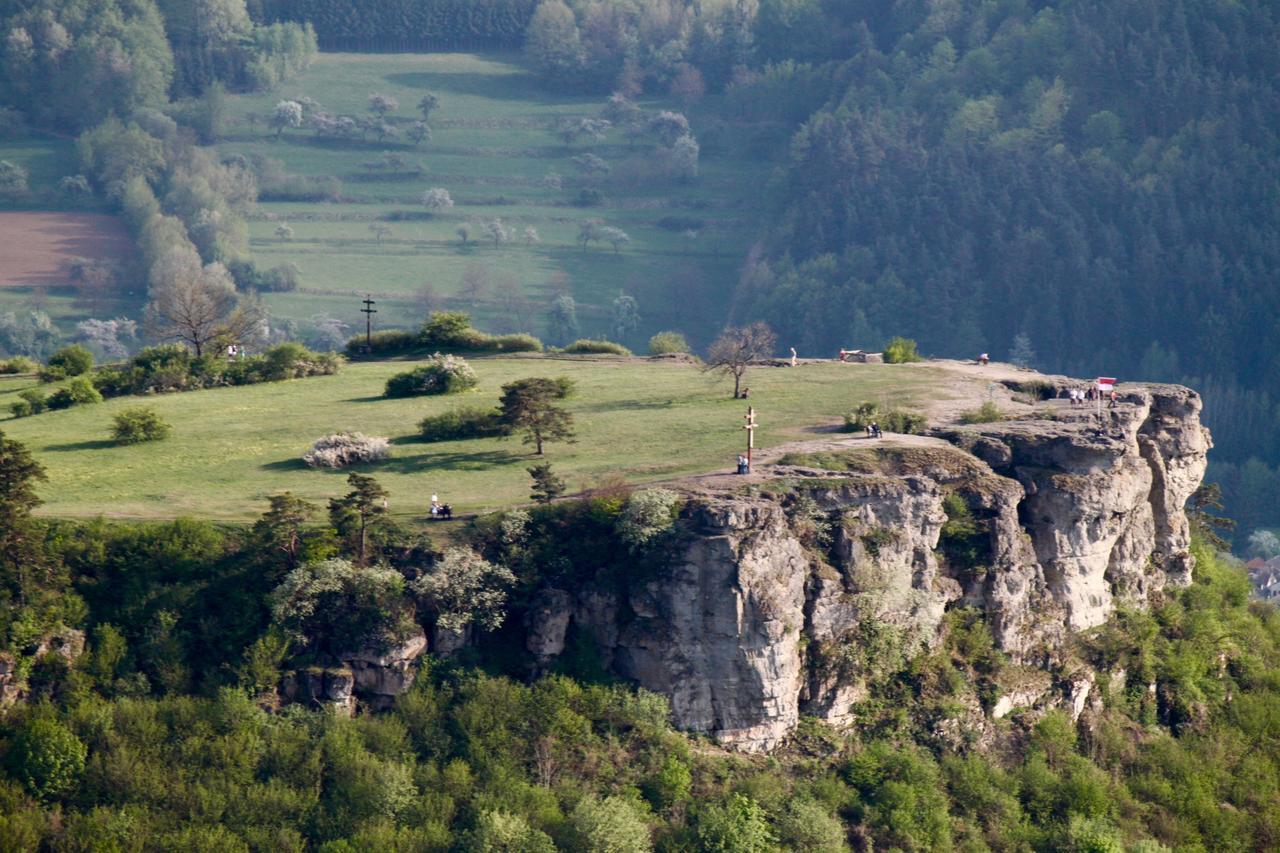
[0,0,316,125]
[715,0,1280,538]
[254,0,537,51]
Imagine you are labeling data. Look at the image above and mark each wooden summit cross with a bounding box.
[743,406,757,473]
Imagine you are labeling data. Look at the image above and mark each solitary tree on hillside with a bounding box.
[422,187,453,215]
[144,262,263,357]
[328,473,389,567]
[705,322,777,398]
[274,223,293,240]
[611,292,640,342]
[528,462,566,504]
[407,121,431,147]
[500,377,575,455]
[649,111,690,146]
[417,93,440,121]
[271,100,303,139]
[600,226,630,253]
[368,93,399,117]
[546,294,579,345]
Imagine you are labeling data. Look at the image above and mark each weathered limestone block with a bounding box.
[525,589,573,662]
[342,631,427,710]
[613,500,809,752]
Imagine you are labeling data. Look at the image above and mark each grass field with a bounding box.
[0,358,951,522]
[221,52,771,349]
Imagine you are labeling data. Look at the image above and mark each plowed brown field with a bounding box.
[0,212,134,286]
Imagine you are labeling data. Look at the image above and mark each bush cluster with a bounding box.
[10,378,103,417]
[562,339,632,356]
[883,336,924,364]
[47,378,103,410]
[842,402,927,434]
[303,432,390,468]
[346,312,542,358]
[111,407,172,445]
[418,407,511,442]
[384,354,477,398]
[38,345,94,382]
[647,331,690,355]
[92,343,340,399]
[0,356,37,374]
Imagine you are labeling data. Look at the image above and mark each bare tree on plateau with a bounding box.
[144,262,262,357]
[705,322,777,399]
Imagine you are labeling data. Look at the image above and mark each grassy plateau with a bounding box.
[0,358,949,522]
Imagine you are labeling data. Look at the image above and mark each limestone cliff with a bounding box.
[524,382,1211,751]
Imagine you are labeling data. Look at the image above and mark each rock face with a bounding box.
[281,631,427,714]
[523,383,1211,750]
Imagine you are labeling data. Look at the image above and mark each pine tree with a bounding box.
[528,463,566,505]
[1009,333,1036,369]
[328,473,389,566]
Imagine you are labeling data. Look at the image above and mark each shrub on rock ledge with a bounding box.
[304,432,389,468]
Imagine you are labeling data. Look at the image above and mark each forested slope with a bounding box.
[723,0,1280,531]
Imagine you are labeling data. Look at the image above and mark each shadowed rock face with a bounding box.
[525,383,1211,751]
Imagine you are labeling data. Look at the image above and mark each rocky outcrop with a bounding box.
[281,630,427,714]
[523,382,1211,750]
[344,631,428,710]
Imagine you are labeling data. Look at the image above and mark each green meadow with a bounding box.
[0,358,951,522]
[221,52,770,348]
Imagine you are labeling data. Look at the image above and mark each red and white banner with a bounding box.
[1096,377,1117,391]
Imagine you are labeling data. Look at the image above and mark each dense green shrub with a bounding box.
[487,333,543,353]
[0,356,36,374]
[883,337,923,364]
[616,489,680,551]
[10,389,46,418]
[88,343,339,403]
[6,719,86,801]
[384,354,478,398]
[111,407,171,445]
[420,312,485,349]
[47,345,94,377]
[563,339,632,356]
[648,331,690,355]
[418,407,510,442]
[345,329,419,357]
[842,402,926,434]
[348,314,542,357]
[46,377,102,410]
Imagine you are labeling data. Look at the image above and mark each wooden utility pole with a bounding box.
[743,406,757,473]
[360,294,377,353]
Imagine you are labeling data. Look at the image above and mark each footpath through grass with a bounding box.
[0,358,946,522]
